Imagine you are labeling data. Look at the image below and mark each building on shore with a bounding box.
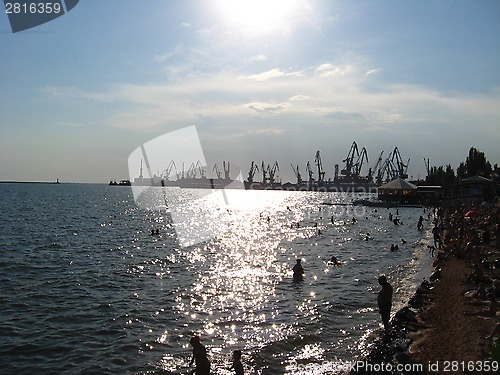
[377,175,498,205]
[378,178,418,203]
[440,175,497,202]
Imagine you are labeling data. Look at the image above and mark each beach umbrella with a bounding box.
[464,210,482,218]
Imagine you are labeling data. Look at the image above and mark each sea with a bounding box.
[0,183,433,374]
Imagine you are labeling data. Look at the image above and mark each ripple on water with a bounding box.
[0,185,429,374]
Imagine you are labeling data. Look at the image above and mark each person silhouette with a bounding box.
[189,335,210,375]
[377,275,393,333]
[292,259,304,281]
[232,349,244,375]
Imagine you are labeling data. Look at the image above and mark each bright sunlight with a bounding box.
[215,0,302,34]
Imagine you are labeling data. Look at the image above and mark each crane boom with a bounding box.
[315,151,325,182]
[291,164,302,185]
[212,163,222,179]
[223,161,230,180]
[247,161,259,183]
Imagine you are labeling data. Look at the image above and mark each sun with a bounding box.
[215,0,301,34]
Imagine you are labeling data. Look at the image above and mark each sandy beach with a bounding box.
[409,255,497,370]
[408,206,500,374]
[352,204,500,375]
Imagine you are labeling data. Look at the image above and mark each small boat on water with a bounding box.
[109,180,131,186]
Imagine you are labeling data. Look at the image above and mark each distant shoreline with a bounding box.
[0,181,103,185]
[0,181,61,184]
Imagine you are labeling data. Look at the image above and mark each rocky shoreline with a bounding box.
[349,271,435,374]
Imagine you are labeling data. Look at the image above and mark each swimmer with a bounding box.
[330,256,341,265]
[292,259,304,281]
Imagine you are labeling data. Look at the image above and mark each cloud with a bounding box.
[41,63,500,143]
[245,102,290,113]
[366,68,380,76]
[239,68,286,81]
[315,64,353,77]
[237,67,304,82]
[248,54,268,62]
[290,95,310,101]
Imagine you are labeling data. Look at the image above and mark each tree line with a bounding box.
[424,147,498,186]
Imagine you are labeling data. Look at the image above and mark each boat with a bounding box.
[109,180,131,186]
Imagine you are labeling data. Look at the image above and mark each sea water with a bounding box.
[0,183,430,374]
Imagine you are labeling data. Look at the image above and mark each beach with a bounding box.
[409,255,496,369]
[353,203,500,374]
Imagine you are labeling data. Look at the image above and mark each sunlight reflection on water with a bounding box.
[134,189,425,374]
[0,184,430,374]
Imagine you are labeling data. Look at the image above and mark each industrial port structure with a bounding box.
[113,142,411,192]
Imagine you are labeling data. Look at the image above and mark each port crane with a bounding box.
[178,162,185,179]
[341,141,359,177]
[186,163,197,178]
[186,161,206,179]
[196,161,207,179]
[268,162,280,184]
[377,147,410,183]
[212,161,230,179]
[183,163,196,178]
[247,161,259,183]
[337,142,370,181]
[306,161,314,183]
[164,160,177,181]
[212,163,222,179]
[382,157,398,182]
[291,164,302,185]
[223,161,230,180]
[368,151,383,184]
[391,147,409,179]
[261,161,268,183]
[314,151,325,182]
[353,146,369,177]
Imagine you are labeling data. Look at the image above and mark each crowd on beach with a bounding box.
[428,201,500,291]
[349,199,500,374]
[407,201,499,368]
[431,201,500,358]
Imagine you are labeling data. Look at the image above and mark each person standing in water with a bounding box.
[292,259,304,281]
[231,349,244,375]
[189,335,210,375]
[417,216,424,230]
[377,275,393,334]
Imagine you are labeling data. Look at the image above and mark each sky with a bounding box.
[1,0,499,183]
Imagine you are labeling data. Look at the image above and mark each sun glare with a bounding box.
[215,0,301,33]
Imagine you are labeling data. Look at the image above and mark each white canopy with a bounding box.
[379,178,417,191]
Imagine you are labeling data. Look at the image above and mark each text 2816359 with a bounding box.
[5,2,62,14]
